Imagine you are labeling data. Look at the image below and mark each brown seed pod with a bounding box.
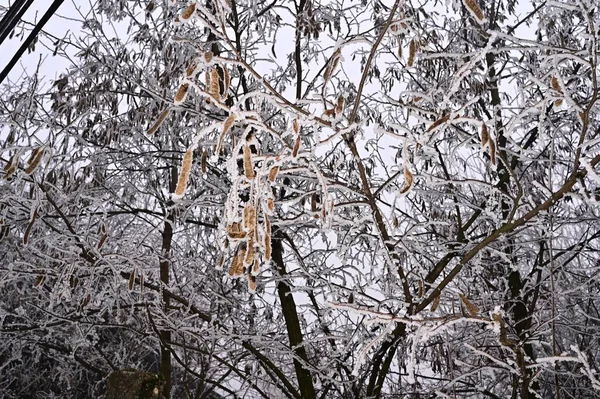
[204,51,214,64]
[427,114,450,132]
[222,68,231,101]
[252,258,260,275]
[464,0,485,22]
[174,148,194,197]
[209,68,221,101]
[399,165,413,194]
[185,62,197,77]
[180,2,196,20]
[323,48,341,85]
[292,135,301,157]
[268,166,279,182]
[147,109,170,135]
[23,208,38,245]
[128,270,135,290]
[459,293,479,315]
[25,148,44,175]
[227,222,247,239]
[489,139,497,165]
[228,246,245,277]
[335,95,345,116]
[551,76,563,106]
[267,198,275,212]
[245,236,255,265]
[244,143,255,179]
[418,280,423,298]
[292,119,300,135]
[243,204,256,231]
[33,275,45,288]
[480,124,489,147]
[408,39,417,67]
[174,83,189,104]
[264,232,272,261]
[215,113,235,155]
[201,150,208,174]
[248,273,257,292]
[430,293,441,312]
[97,233,108,249]
[139,272,144,293]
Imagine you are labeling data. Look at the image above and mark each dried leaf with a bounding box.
[98,233,108,249]
[33,275,45,288]
[147,109,170,135]
[459,293,479,315]
[128,271,135,290]
[418,280,423,298]
[174,148,194,198]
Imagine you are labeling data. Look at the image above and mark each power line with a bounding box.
[0,0,32,45]
[0,0,65,84]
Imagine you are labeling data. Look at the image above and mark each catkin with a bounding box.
[252,258,260,275]
[459,293,479,315]
[25,148,44,175]
[147,109,170,135]
[244,143,254,179]
[174,148,193,197]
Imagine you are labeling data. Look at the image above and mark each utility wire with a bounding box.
[0,0,32,45]
[0,0,65,84]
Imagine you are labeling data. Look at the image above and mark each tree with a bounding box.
[1,0,600,398]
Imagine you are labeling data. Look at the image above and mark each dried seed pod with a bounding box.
[248,273,257,292]
[408,39,417,67]
[217,254,225,269]
[139,272,144,292]
[399,165,413,194]
[81,294,91,308]
[323,48,341,84]
[335,95,345,116]
[459,293,479,315]
[97,233,108,249]
[201,150,208,174]
[128,271,135,290]
[174,83,189,105]
[267,198,275,212]
[185,62,197,77]
[227,223,247,239]
[551,76,563,106]
[25,148,44,175]
[215,113,235,155]
[33,275,45,288]
[147,109,170,135]
[322,108,336,118]
[180,2,196,20]
[244,143,255,179]
[397,43,402,58]
[23,209,38,245]
[464,0,485,22]
[418,280,423,298]
[427,114,450,132]
[489,139,497,165]
[209,68,221,101]
[243,204,256,231]
[228,246,245,277]
[264,232,272,261]
[4,155,17,180]
[292,119,300,135]
[480,123,489,147]
[292,135,301,158]
[174,148,194,198]
[268,166,279,182]
[252,258,260,275]
[222,68,230,100]
[245,236,255,265]
[430,293,441,312]
[204,51,214,64]
[392,216,399,229]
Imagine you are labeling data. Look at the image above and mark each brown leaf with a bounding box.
[408,39,417,67]
[427,114,450,132]
[25,148,44,175]
[323,48,341,84]
[489,139,497,165]
[399,165,413,194]
[480,124,489,147]
[292,135,301,157]
[335,95,345,116]
[201,150,208,174]
[180,2,196,20]
[268,166,279,182]
[459,293,479,315]
[430,293,441,312]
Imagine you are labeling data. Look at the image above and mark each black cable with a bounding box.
[0,0,27,44]
[0,0,65,85]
